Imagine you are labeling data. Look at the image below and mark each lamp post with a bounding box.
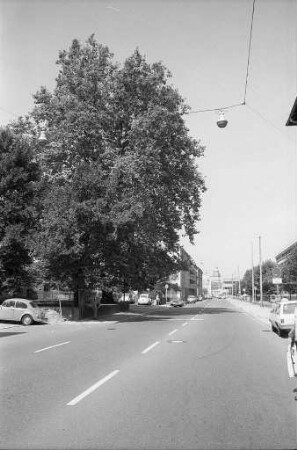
[259,236,263,307]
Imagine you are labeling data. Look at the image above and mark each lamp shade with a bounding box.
[217,112,228,128]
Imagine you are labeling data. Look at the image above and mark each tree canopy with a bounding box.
[0,128,41,291]
[281,247,297,293]
[10,35,206,295]
[241,259,279,296]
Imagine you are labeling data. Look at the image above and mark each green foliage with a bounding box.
[241,259,279,295]
[9,36,206,293]
[281,247,297,292]
[0,128,41,290]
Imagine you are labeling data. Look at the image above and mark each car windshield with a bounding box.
[29,301,39,308]
[282,304,297,314]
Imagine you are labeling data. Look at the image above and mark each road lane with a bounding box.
[1,299,297,449]
[0,304,204,447]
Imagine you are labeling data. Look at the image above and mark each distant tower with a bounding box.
[211,268,222,296]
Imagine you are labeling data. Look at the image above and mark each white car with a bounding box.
[269,299,297,336]
[137,293,152,305]
[0,298,47,326]
[187,295,198,304]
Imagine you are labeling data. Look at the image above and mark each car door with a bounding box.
[281,302,297,329]
[0,300,16,321]
[14,300,29,322]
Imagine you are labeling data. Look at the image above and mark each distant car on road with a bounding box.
[187,295,198,304]
[0,298,47,326]
[137,293,152,305]
[269,299,297,336]
[170,299,184,307]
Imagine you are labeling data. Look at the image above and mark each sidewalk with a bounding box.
[226,296,271,325]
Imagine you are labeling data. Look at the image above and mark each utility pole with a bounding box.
[259,236,263,307]
[251,242,255,303]
[237,266,241,296]
[231,273,234,296]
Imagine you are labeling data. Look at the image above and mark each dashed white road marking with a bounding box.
[169,329,178,336]
[34,341,70,353]
[182,322,188,327]
[141,341,160,354]
[67,370,120,406]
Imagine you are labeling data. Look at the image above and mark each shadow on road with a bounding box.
[96,305,243,324]
[0,331,27,338]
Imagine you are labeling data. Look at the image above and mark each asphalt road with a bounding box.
[1,298,297,449]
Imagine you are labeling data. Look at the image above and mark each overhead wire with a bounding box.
[188,0,256,115]
[243,0,256,104]
[0,106,19,119]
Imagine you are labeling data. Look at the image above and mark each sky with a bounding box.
[0,0,296,279]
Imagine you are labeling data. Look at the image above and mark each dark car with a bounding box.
[170,299,185,307]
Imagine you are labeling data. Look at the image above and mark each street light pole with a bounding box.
[259,236,263,307]
[251,242,255,303]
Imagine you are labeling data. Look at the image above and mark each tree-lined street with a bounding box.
[1,298,296,449]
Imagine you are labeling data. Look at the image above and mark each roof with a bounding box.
[276,241,297,262]
[286,96,297,126]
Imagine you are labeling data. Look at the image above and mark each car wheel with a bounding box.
[277,326,283,337]
[270,322,275,333]
[21,314,33,326]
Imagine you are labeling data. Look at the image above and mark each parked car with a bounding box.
[137,293,152,305]
[269,299,297,336]
[270,294,283,303]
[0,298,47,326]
[170,299,184,307]
[118,293,133,303]
[187,295,198,304]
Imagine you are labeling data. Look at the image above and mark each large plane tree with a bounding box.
[11,35,206,296]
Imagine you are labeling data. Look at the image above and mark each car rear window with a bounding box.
[29,301,39,308]
[282,304,297,314]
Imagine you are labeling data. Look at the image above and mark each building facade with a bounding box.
[275,241,297,266]
[165,248,203,302]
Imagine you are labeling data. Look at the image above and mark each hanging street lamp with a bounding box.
[216,111,228,128]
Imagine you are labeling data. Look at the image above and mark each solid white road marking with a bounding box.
[141,341,160,354]
[169,329,178,336]
[34,341,70,353]
[67,370,120,406]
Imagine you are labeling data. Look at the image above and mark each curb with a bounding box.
[227,297,271,324]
